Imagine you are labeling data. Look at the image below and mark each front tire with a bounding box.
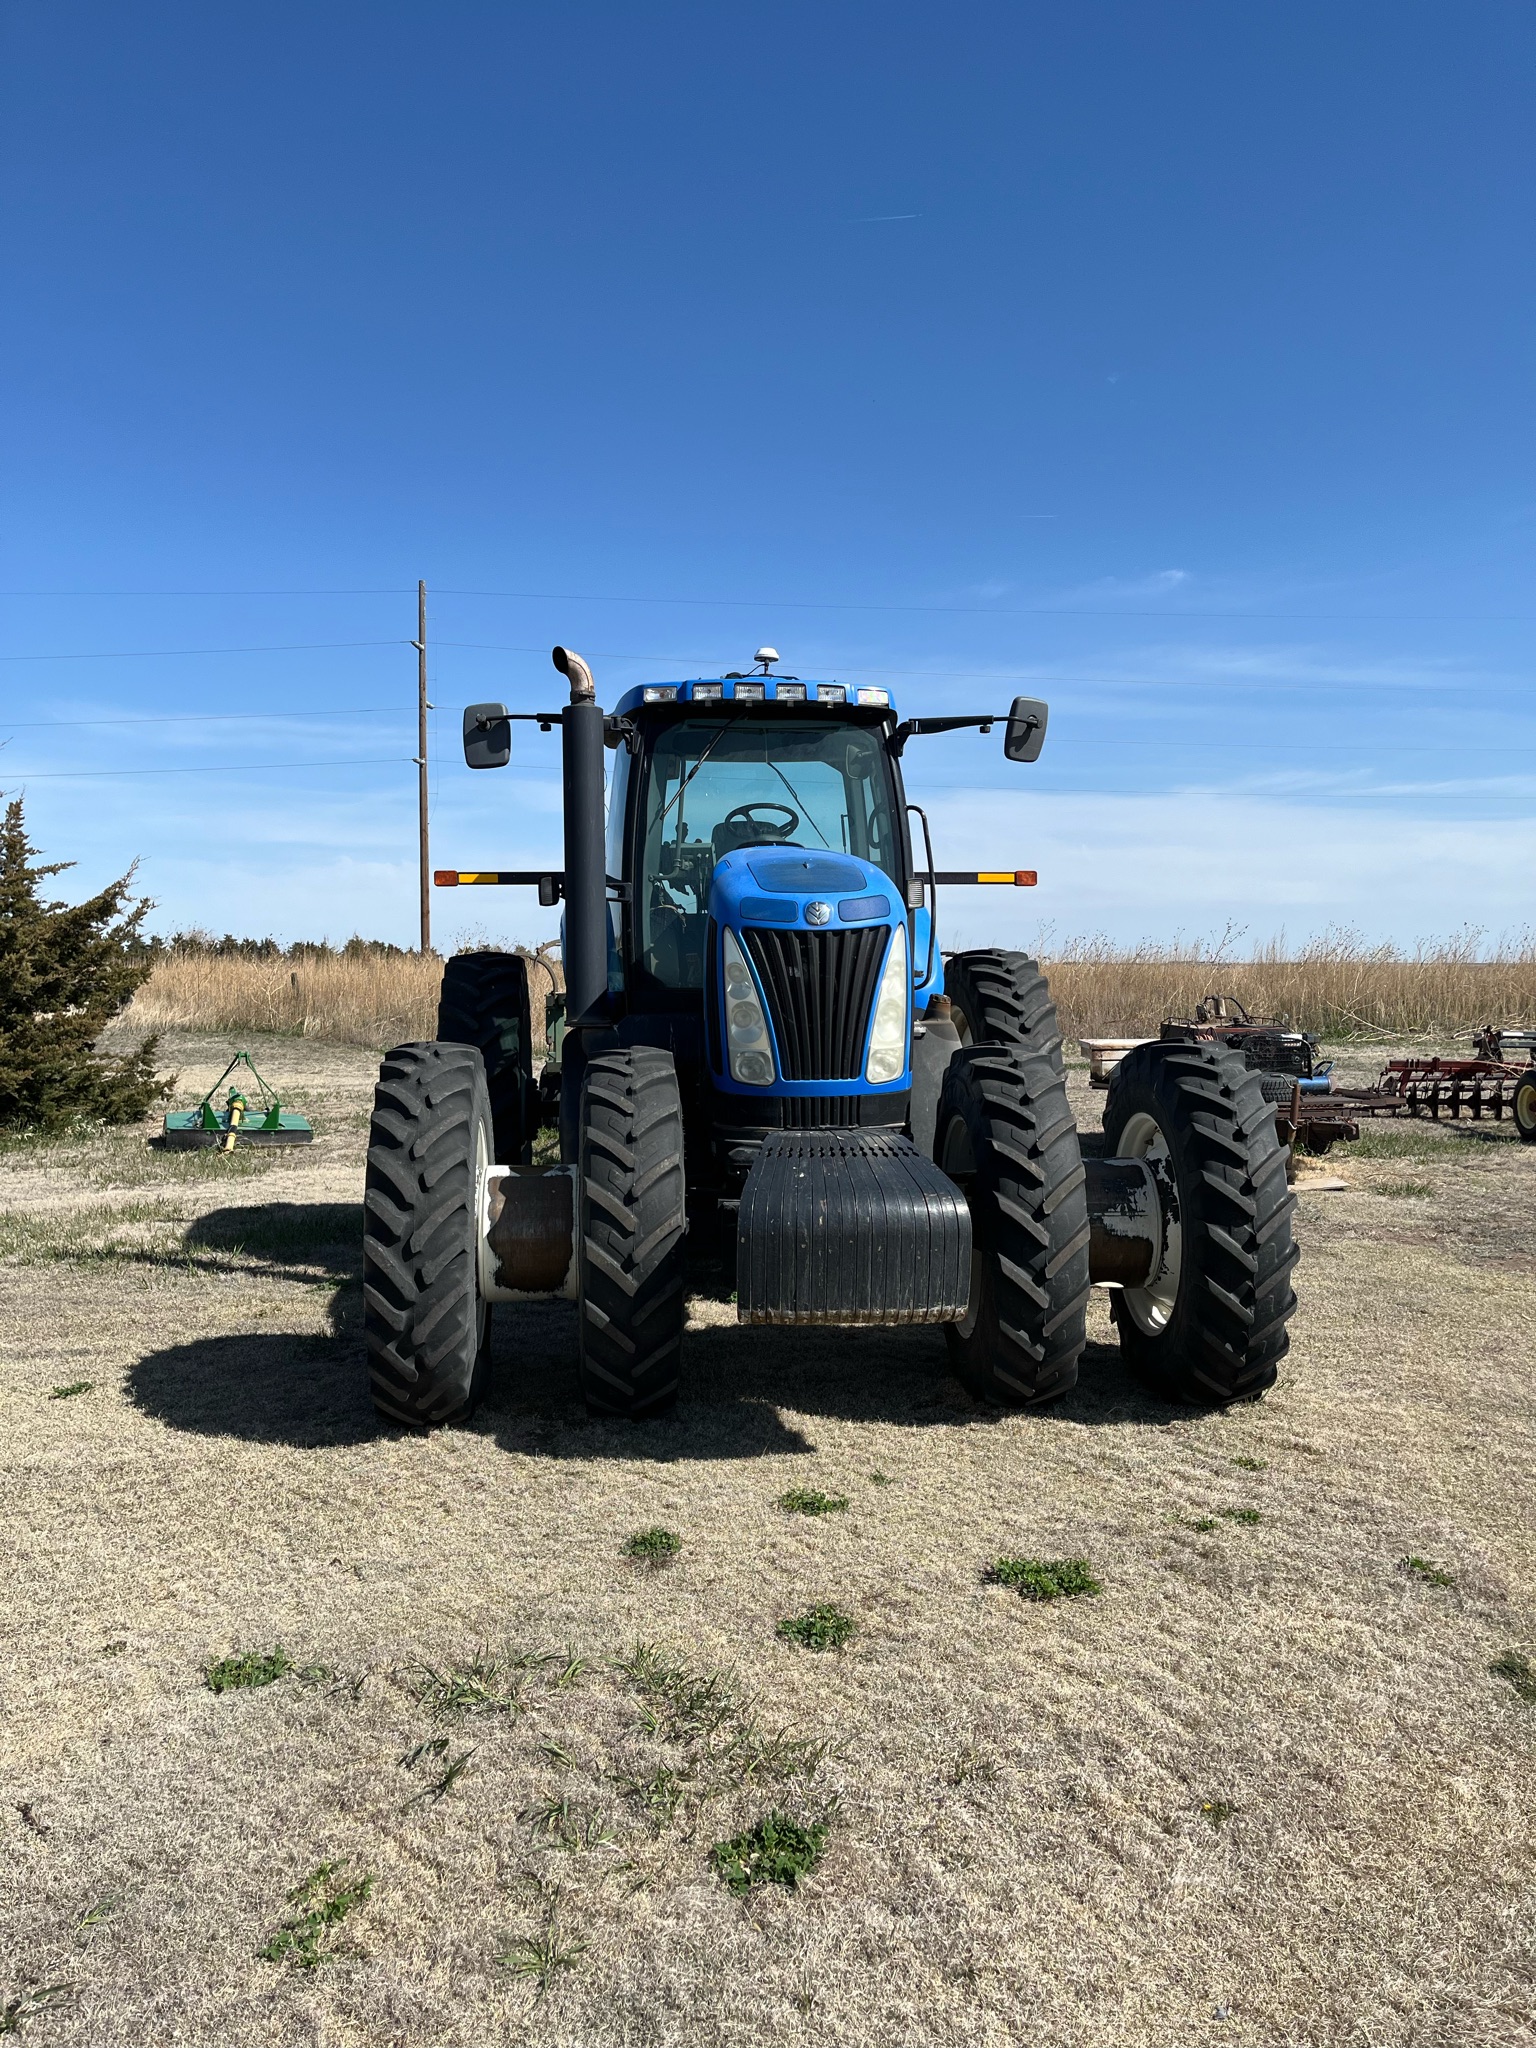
[936,1046,1090,1405]
[1513,1069,1536,1144]
[1103,1041,1298,1403]
[363,1043,492,1427]
[437,951,536,1165]
[943,951,1066,1073]
[577,1048,688,1418]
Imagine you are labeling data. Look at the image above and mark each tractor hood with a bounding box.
[709,847,898,932]
[708,847,910,1101]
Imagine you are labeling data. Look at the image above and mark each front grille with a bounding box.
[742,927,887,1081]
[780,1095,867,1128]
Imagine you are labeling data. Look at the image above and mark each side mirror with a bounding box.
[1004,696,1048,763]
[463,702,512,770]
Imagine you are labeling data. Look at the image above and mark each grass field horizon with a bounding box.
[127,929,1536,1050]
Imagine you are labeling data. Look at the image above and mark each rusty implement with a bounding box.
[1377,1057,1527,1124]
[1269,1082,1362,1157]
[1271,1054,1536,1150]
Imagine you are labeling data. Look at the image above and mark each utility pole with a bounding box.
[414,579,431,953]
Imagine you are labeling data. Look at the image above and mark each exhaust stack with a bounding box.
[552,647,610,1158]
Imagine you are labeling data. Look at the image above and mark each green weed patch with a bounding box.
[776,1604,856,1652]
[711,1811,829,1894]
[986,1557,1101,1601]
[778,1488,849,1516]
[622,1527,681,1567]
[205,1646,292,1694]
[258,1862,373,1969]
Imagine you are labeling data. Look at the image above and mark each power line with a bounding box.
[6,754,1522,802]
[0,588,413,598]
[3,706,407,731]
[0,639,404,663]
[7,702,1528,760]
[434,640,1502,695]
[918,781,1536,804]
[6,756,409,781]
[0,583,1532,623]
[436,587,1536,625]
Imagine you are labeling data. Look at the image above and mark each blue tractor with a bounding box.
[362,647,1298,1424]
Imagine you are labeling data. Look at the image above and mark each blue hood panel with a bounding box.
[745,851,869,895]
[712,849,895,932]
[710,849,909,1100]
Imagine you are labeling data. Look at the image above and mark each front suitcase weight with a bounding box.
[736,1130,972,1325]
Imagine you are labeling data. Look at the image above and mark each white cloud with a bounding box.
[1055,569,1191,603]
[922,787,1536,953]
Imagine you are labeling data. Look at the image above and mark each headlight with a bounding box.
[721,928,775,1087]
[865,923,908,1085]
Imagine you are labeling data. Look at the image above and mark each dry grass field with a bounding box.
[2,1032,1535,2046]
[127,934,1536,1051]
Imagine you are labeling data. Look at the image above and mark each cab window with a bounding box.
[635,719,899,989]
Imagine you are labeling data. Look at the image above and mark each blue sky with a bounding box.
[2,2,1533,954]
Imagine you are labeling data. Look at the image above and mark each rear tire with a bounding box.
[577,1048,688,1418]
[363,1043,492,1427]
[1103,1041,1297,1403]
[1513,1069,1536,1144]
[437,951,536,1166]
[936,1046,1090,1405]
[943,951,1065,1073]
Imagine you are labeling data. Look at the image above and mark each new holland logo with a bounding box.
[804,900,832,926]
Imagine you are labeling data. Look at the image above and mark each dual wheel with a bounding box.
[362,1024,686,1427]
[932,953,1296,1407]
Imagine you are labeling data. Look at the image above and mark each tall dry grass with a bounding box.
[124,931,1536,1048]
[127,946,563,1050]
[1041,930,1536,1042]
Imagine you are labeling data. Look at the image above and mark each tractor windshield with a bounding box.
[635,718,900,989]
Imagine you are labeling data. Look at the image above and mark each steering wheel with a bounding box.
[722,800,799,842]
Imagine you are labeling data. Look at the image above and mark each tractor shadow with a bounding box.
[127,1202,1175,1456]
[128,1203,376,1449]
[477,1285,1174,1461]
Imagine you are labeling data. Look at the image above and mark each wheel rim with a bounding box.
[1517,1079,1536,1134]
[473,1116,491,1350]
[939,1112,982,1337]
[1116,1109,1183,1336]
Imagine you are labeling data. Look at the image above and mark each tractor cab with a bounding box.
[609,682,908,1002]
[601,675,929,1182]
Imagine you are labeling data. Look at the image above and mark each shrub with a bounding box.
[0,796,168,1131]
